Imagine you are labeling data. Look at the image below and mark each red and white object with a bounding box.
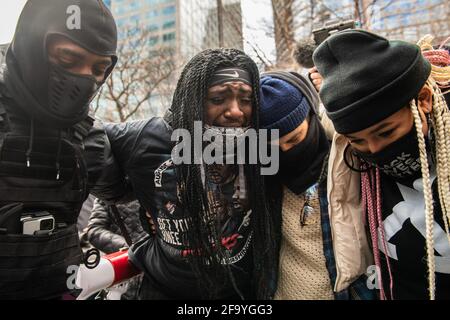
[76,250,141,300]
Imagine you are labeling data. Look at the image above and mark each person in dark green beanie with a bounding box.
[313,29,450,300]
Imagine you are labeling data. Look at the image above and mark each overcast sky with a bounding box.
[0,0,275,60]
[241,0,275,62]
[0,0,27,44]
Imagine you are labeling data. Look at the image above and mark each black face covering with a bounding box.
[5,0,117,128]
[203,125,250,164]
[354,126,424,182]
[279,114,330,194]
[47,63,101,121]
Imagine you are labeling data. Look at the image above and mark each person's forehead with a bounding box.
[345,107,409,138]
[47,34,112,63]
[280,121,306,141]
[208,82,253,93]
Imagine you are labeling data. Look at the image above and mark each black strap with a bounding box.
[0,162,74,181]
[0,187,84,203]
[163,109,173,126]
[0,203,23,229]
[0,100,7,124]
[0,227,80,258]
[0,97,10,142]
[72,115,94,144]
[110,204,133,247]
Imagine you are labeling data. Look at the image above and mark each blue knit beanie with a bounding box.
[260,76,311,137]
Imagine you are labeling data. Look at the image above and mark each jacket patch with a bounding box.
[154,158,174,188]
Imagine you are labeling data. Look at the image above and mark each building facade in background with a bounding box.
[102,0,244,120]
[368,0,450,43]
[107,0,177,51]
[181,0,244,59]
[106,0,243,62]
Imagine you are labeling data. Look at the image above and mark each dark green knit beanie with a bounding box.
[313,29,431,134]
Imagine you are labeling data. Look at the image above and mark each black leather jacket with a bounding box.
[87,199,145,254]
[85,118,254,299]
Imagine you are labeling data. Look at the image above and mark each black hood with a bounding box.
[5,0,117,128]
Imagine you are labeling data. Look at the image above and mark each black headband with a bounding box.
[209,68,252,88]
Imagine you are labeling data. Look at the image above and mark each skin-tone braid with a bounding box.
[411,98,436,300]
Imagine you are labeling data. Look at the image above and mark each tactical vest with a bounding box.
[0,84,92,299]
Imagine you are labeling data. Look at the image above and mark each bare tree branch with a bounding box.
[95,26,179,123]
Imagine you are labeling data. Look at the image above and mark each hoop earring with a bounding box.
[343,144,372,173]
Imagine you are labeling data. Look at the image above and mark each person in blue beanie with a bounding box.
[260,71,374,300]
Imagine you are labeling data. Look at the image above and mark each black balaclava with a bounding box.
[5,0,117,128]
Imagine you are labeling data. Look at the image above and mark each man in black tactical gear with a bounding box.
[0,0,118,299]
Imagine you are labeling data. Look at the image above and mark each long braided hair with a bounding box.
[170,48,276,299]
[415,78,450,300]
[417,37,450,299]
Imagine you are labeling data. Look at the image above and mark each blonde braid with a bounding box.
[411,98,436,300]
[428,79,450,246]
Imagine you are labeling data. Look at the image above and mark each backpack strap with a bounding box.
[72,114,95,145]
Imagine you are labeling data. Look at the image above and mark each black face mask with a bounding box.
[47,63,101,122]
[279,114,330,194]
[5,0,117,128]
[354,126,424,181]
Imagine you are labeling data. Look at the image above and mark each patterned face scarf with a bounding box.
[203,125,250,164]
[353,126,424,182]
